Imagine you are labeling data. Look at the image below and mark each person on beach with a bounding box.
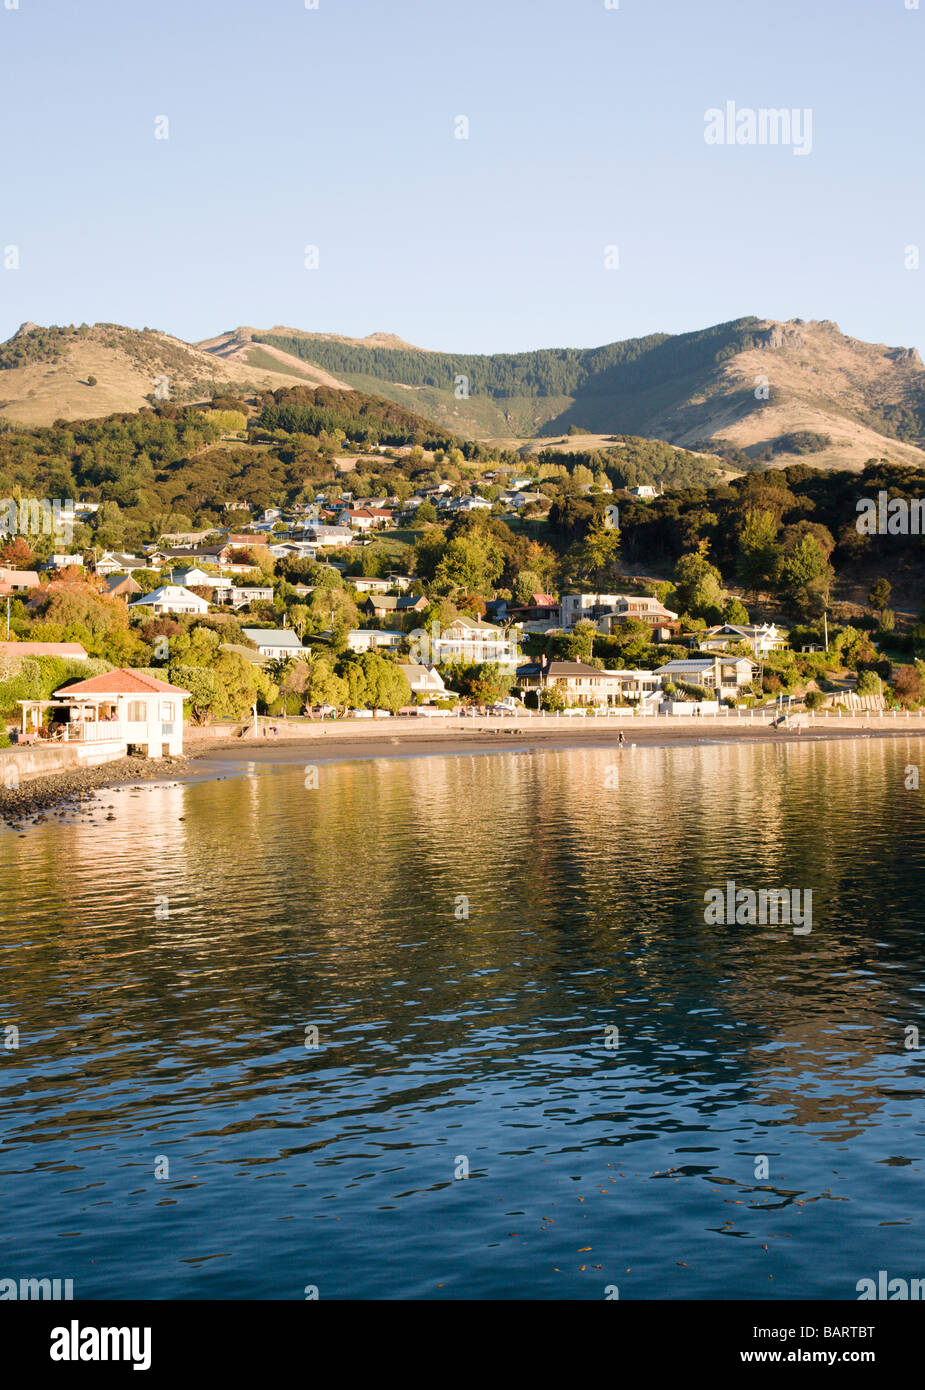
[618,730,626,747]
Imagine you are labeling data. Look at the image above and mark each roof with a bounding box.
[241,627,302,648]
[656,658,714,672]
[129,585,209,605]
[0,568,40,586]
[0,641,88,659]
[547,661,601,676]
[54,669,189,697]
[445,616,504,634]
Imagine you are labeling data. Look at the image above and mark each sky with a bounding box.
[0,0,923,355]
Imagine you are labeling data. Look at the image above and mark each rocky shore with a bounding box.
[0,754,191,829]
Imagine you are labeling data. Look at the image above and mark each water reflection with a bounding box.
[1,739,924,1299]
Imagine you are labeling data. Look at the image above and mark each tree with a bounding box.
[893,664,924,707]
[869,578,892,615]
[513,569,544,604]
[433,533,504,596]
[305,657,348,709]
[416,501,438,524]
[0,537,34,567]
[723,596,750,625]
[736,509,782,600]
[672,552,724,622]
[566,619,597,662]
[357,652,412,711]
[779,535,833,617]
[579,515,621,586]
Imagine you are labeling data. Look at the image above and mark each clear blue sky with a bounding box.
[1,0,923,354]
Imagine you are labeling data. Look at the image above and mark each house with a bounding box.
[699,623,788,658]
[129,585,210,616]
[364,594,428,620]
[501,490,544,509]
[515,658,660,707]
[346,629,404,653]
[94,552,148,577]
[596,595,681,640]
[304,525,355,547]
[168,566,218,590]
[337,507,394,531]
[559,593,625,630]
[398,663,447,696]
[628,485,659,500]
[444,495,492,514]
[157,530,218,547]
[240,628,304,659]
[45,554,84,570]
[0,640,88,661]
[225,585,275,609]
[430,616,521,667]
[505,593,560,629]
[103,574,142,601]
[47,669,189,756]
[655,655,757,699]
[350,576,392,594]
[0,568,40,592]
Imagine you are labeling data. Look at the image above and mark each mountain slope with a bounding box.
[5,316,925,473]
[0,322,333,426]
[247,316,925,470]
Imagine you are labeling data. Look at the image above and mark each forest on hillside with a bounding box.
[256,318,765,401]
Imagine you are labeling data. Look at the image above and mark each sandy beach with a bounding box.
[2,719,924,828]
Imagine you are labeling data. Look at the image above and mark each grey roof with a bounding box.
[241,628,302,648]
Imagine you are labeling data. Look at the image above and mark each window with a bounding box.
[127,701,146,722]
[160,701,174,720]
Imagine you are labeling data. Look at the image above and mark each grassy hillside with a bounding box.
[248,317,925,471]
[0,322,319,427]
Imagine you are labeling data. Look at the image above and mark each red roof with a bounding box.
[53,668,190,697]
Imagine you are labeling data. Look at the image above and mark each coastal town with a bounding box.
[0,425,916,778]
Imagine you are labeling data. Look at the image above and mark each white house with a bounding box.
[656,655,757,699]
[168,566,218,589]
[225,585,275,609]
[559,593,624,630]
[699,623,788,658]
[430,617,521,667]
[46,554,84,570]
[95,552,149,577]
[18,669,190,758]
[346,629,404,653]
[129,585,210,616]
[240,627,303,659]
[398,663,447,696]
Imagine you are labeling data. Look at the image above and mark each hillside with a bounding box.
[0,322,328,426]
[5,316,925,475]
[244,317,925,471]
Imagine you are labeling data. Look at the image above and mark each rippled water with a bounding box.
[2,737,924,1299]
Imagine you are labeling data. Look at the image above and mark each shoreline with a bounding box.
[3,721,924,827]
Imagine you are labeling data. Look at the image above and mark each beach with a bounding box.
[3,716,924,826]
